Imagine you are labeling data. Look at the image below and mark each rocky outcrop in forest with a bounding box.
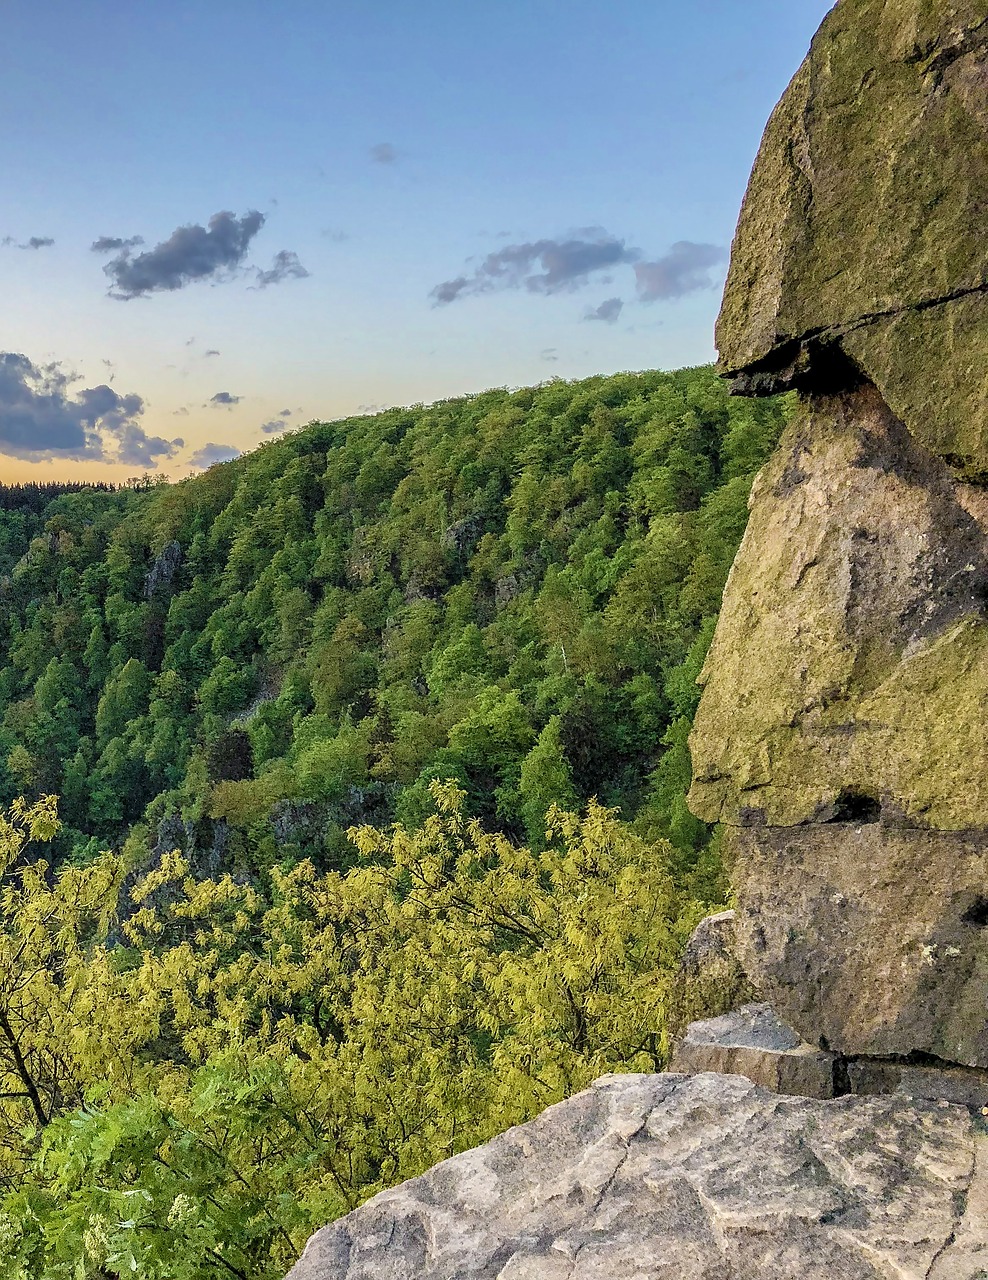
[283,1,988,1274]
[688,0,988,1072]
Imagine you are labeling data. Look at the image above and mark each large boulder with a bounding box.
[717,0,988,477]
[688,383,988,831]
[688,0,988,1067]
[285,1071,988,1280]
[731,824,988,1066]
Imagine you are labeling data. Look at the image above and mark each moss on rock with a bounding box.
[688,384,988,829]
[717,0,988,473]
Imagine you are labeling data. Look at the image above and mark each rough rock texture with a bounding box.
[678,910,738,976]
[731,824,988,1065]
[671,1004,836,1100]
[688,0,988,1071]
[143,539,183,598]
[687,387,988,1064]
[666,910,755,1042]
[286,1071,988,1280]
[672,1003,988,1110]
[717,0,988,477]
[847,1058,988,1111]
[688,384,988,831]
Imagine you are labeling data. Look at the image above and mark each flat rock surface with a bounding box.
[285,1071,987,1279]
[677,1002,804,1052]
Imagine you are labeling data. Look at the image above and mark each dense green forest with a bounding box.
[0,367,787,879]
[0,367,789,1278]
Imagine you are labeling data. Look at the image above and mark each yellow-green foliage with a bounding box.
[0,798,133,1171]
[0,789,699,1279]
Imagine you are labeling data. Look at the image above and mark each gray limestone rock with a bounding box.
[671,1003,836,1100]
[687,0,988,1076]
[143,539,182,598]
[685,382,988,1068]
[285,1071,987,1280]
[731,823,988,1067]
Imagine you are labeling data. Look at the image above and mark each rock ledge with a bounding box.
[286,1071,988,1280]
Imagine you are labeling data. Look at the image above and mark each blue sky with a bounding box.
[0,0,833,481]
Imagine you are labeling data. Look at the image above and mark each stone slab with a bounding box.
[846,1058,988,1111]
[671,1003,836,1099]
[285,1071,988,1280]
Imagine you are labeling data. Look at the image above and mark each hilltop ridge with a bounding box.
[0,367,786,883]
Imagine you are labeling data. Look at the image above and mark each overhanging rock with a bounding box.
[717,0,988,478]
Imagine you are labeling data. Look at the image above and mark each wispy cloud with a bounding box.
[96,210,266,299]
[431,229,640,305]
[90,235,144,253]
[259,408,296,434]
[433,232,726,312]
[584,297,623,324]
[254,249,309,288]
[370,142,398,164]
[3,235,55,250]
[634,241,727,301]
[0,352,181,465]
[189,442,241,468]
[209,391,241,407]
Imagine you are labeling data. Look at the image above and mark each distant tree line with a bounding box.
[0,481,119,513]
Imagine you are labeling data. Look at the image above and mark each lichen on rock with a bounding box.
[717,0,988,475]
[688,382,988,830]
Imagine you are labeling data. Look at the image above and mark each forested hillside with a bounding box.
[0,367,788,883]
[0,367,789,1278]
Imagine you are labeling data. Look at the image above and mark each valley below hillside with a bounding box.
[0,366,788,1278]
[0,366,787,880]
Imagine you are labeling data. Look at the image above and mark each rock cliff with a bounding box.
[716,0,988,477]
[285,1072,988,1280]
[689,0,988,1068]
